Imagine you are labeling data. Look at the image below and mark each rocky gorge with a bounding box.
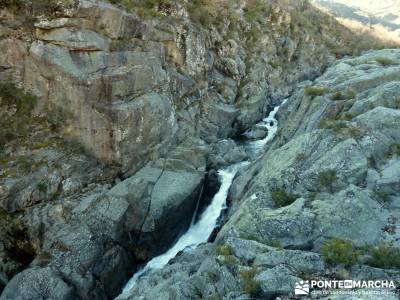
[0,0,399,299]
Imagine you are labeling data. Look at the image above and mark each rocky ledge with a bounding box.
[0,0,399,299]
[119,49,400,300]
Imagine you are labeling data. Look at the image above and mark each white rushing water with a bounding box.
[120,162,248,297]
[246,99,287,156]
[118,100,286,298]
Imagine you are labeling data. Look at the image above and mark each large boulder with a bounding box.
[1,267,75,300]
[108,164,204,260]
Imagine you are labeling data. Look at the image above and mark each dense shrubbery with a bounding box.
[0,0,76,16]
[331,89,357,101]
[109,0,217,24]
[366,243,400,269]
[375,57,396,66]
[271,188,299,208]
[321,239,359,267]
[304,86,329,97]
[321,239,400,270]
[318,169,337,192]
[240,267,261,297]
[0,81,38,147]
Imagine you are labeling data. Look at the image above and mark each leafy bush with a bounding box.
[375,190,391,203]
[216,244,233,256]
[319,120,363,139]
[240,267,261,297]
[296,153,306,162]
[318,169,337,192]
[110,0,217,24]
[0,0,76,16]
[243,0,271,24]
[321,239,359,267]
[271,188,299,208]
[366,243,400,269]
[0,81,38,147]
[385,144,400,159]
[304,86,329,97]
[331,89,357,101]
[375,57,396,66]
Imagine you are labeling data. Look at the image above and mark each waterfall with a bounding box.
[117,100,286,298]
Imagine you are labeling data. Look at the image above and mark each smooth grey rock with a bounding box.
[1,267,75,300]
[209,139,247,168]
[254,249,326,274]
[255,265,301,299]
[36,28,110,51]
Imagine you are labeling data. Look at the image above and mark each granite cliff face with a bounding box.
[119,49,400,300]
[0,0,398,299]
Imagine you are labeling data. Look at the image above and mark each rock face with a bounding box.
[0,0,351,173]
[1,0,397,299]
[121,49,400,299]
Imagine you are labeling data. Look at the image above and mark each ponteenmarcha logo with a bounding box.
[294,279,397,296]
[294,281,310,295]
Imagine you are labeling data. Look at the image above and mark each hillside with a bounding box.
[0,0,399,299]
[313,0,400,45]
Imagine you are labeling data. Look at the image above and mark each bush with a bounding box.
[271,188,299,208]
[296,153,306,162]
[375,57,396,66]
[366,243,400,269]
[331,89,357,101]
[0,81,38,147]
[321,239,359,267]
[216,244,233,256]
[385,144,400,159]
[240,267,261,297]
[110,0,217,24]
[243,0,270,24]
[304,86,328,97]
[0,0,76,16]
[319,120,363,139]
[375,190,391,203]
[318,169,337,192]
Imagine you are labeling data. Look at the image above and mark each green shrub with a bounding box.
[375,190,391,203]
[385,144,400,159]
[321,239,359,267]
[331,89,356,101]
[240,267,262,297]
[0,0,25,10]
[243,0,270,24]
[304,86,328,97]
[296,153,306,162]
[0,81,39,146]
[111,0,217,23]
[366,243,400,269]
[0,0,76,16]
[375,57,396,66]
[222,255,238,265]
[318,169,337,192]
[267,239,282,248]
[216,244,233,256]
[319,120,363,139]
[271,188,299,208]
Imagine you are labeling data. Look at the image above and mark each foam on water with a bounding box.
[246,99,287,157]
[120,161,248,297]
[118,100,287,298]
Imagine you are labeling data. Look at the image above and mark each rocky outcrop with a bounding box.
[0,0,395,299]
[122,49,400,299]
[1,0,354,173]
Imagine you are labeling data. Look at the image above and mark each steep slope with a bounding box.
[313,0,400,45]
[119,48,400,300]
[0,0,396,299]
